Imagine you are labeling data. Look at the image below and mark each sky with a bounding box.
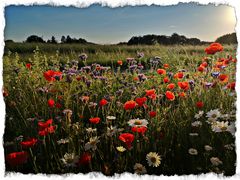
[4,3,236,44]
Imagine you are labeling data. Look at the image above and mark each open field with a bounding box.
[3,43,237,175]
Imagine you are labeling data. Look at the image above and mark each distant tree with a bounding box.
[26,35,45,43]
[127,33,203,46]
[51,36,57,44]
[5,39,14,43]
[215,33,237,44]
[78,38,87,44]
[187,38,201,45]
[66,35,72,43]
[61,36,66,43]
[61,35,88,44]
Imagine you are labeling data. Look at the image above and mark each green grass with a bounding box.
[3,43,237,175]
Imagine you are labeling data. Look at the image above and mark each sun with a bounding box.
[224,6,236,25]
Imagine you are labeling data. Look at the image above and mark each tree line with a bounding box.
[14,35,90,44]
[5,32,237,45]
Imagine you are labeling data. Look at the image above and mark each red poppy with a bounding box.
[117,60,123,66]
[38,129,48,136]
[227,82,235,90]
[157,69,166,75]
[96,65,101,71]
[48,99,55,108]
[124,100,137,110]
[178,92,186,98]
[99,99,108,107]
[148,93,157,100]
[44,70,62,82]
[223,59,230,66]
[6,151,29,166]
[201,62,208,67]
[3,89,8,97]
[78,152,92,165]
[196,101,204,108]
[38,125,56,136]
[26,63,31,69]
[20,138,38,149]
[79,115,84,119]
[55,103,62,109]
[135,97,147,107]
[166,91,175,101]
[205,43,223,55]
[133,77,139,81]
[163,64,169,69]
[145,89,156,97]
[167,83,175,90]
[131,126,147,135]
[149,111,157,118]
[218,74,228,83]
[163,77,170,83]
[38,119,53,130]
[119,133,134,149]
[46,125,56,134]
[76,76,81,81]
[178,81,189,91]
[174,72,184,79]
[197,66,205,72]
[89,117,101,124]
[44,70,55,81]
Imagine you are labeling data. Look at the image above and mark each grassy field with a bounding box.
[3,43,237,175]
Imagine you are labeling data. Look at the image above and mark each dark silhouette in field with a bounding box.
[127,33,207,45]
[215,33,237,44]
[25,35,46,43]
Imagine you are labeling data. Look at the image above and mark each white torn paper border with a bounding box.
[0,0,240,179]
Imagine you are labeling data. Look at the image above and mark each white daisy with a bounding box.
[106,116,116,121]
[128,118,148,127]
[227,122,235,136]
[61,153,79,167]
[189,133,199,136]
[211,121,235,136]
[134,163,147,174]
[188,148,198,155]
[57,138,70,145]
[86,127,97,134]
[194,111,204,119]
[206,109,221,123]
[191,121,202,127]
[224,143,235,151]
[106,126,118,137]
[210,157,223,166]
[146,152,161,167]
[220,113,231,120]
[204,145,213,151]
[84,136,100,151]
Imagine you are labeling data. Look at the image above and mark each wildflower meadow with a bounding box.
[3,43,237,176]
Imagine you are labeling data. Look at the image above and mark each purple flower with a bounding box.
[189,80,195,85]
[79,53,88,61]
[205,82,213,88]
[126,57,135,63]
[138,74,147,81]
[167,72,173,78]
[137,52,144,58]
[86,80,91,87]
[138,64,144,70]
[129,65,137,70]
[211,72,220,78]
[116,89,123,96]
